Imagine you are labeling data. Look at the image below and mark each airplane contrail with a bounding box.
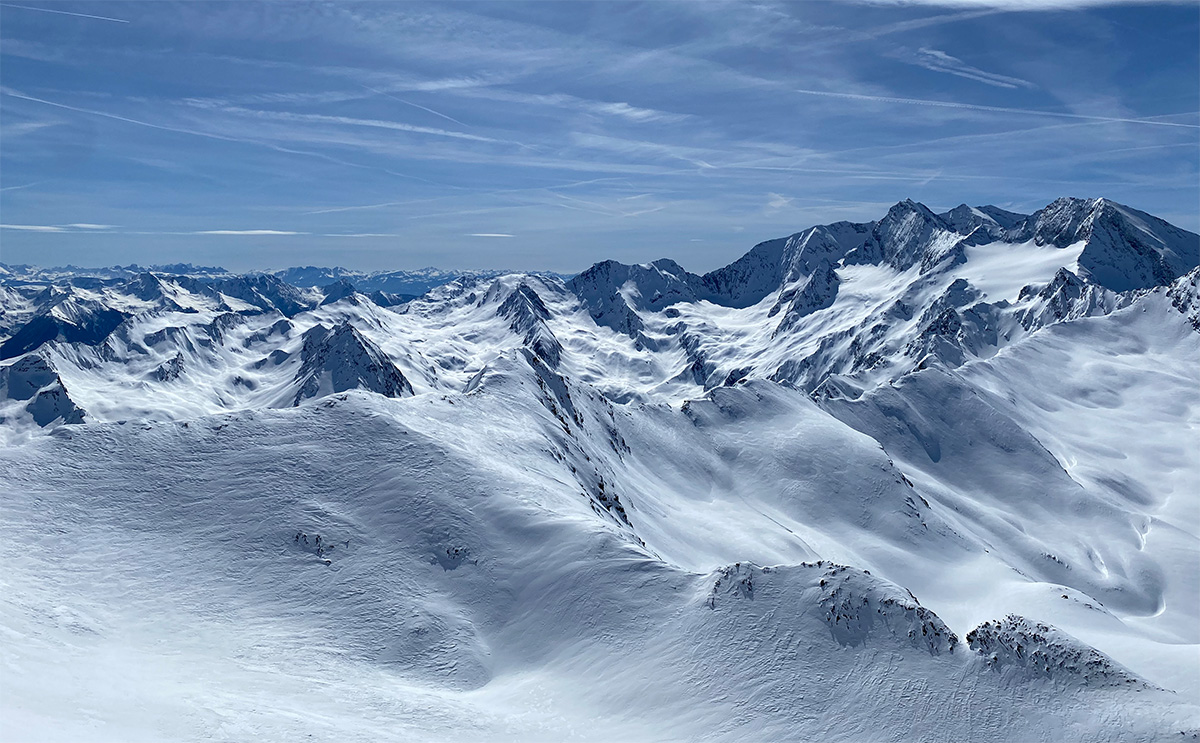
[0,3,128,23]
[0,181,43,192]
[360,84,470,128]
[794,88,1200,129]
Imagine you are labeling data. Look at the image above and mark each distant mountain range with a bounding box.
[0,262,571,297]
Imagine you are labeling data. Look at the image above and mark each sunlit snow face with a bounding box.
[1,1,1197,272]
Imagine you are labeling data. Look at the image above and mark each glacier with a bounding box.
[1,196,1197,741]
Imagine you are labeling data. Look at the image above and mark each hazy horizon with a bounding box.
[0,194,1193,277]
[2,1,1197,274]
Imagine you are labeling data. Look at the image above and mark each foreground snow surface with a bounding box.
[2,197,1199,741]
[2,387,1196,742]
[4,308,1198,741]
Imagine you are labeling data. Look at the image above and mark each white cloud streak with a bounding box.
[793,88,1200,128]
[0,181,43,192]
[451,87,689,124]
[0,3,128,23]
[0,223,64,231]
[0,223,114,232]
[215,106,499,143]
[909,48,1036,89]
[766,193,793,210]
[303,177,628,216]
[359,84,470,128]
[1,88,454,185]
[193,230,303,236]
[0,225,305,235]
[1,121,58,137]
[321,233,406,238]
[860,0,1193,8]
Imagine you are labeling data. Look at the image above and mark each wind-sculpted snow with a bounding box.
[826,363,1179,615]
[2,395,1193,740]
[2,196,1198,741]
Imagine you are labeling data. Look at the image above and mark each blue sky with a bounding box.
[1,0,1196,273]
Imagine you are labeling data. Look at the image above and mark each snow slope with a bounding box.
[3,391,1193,742]
[1,197,1197,741]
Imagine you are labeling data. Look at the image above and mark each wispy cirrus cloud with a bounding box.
[766,193,793,211]
[0,225,300,235]
[1,120,59,137]
[0,222,115,232]
[359,84,469,128]
[210,106,501,144]
[859,0,1192,8]
[902,47,1036,89]
[0,223,66,232]
[456,88,689,124]
[0,181,44,192]
[1,88,464,185]
[792,88,1200,128]
[192,230,303,236]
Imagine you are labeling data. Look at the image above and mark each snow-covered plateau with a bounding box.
[1,196,1197,742]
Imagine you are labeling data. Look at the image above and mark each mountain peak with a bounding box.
[843,198,956,271]
[883,199,941,225]
[319,278,360,306]
[292,322,413,404]
[1023,197,1199,291]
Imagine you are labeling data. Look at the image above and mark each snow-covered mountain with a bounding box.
[2,197,1198,742]
[271,265,572,297]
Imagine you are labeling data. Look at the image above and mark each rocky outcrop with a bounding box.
[704,561,958,656]
[1167,267,1200,332]
[967,615,1151,688]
